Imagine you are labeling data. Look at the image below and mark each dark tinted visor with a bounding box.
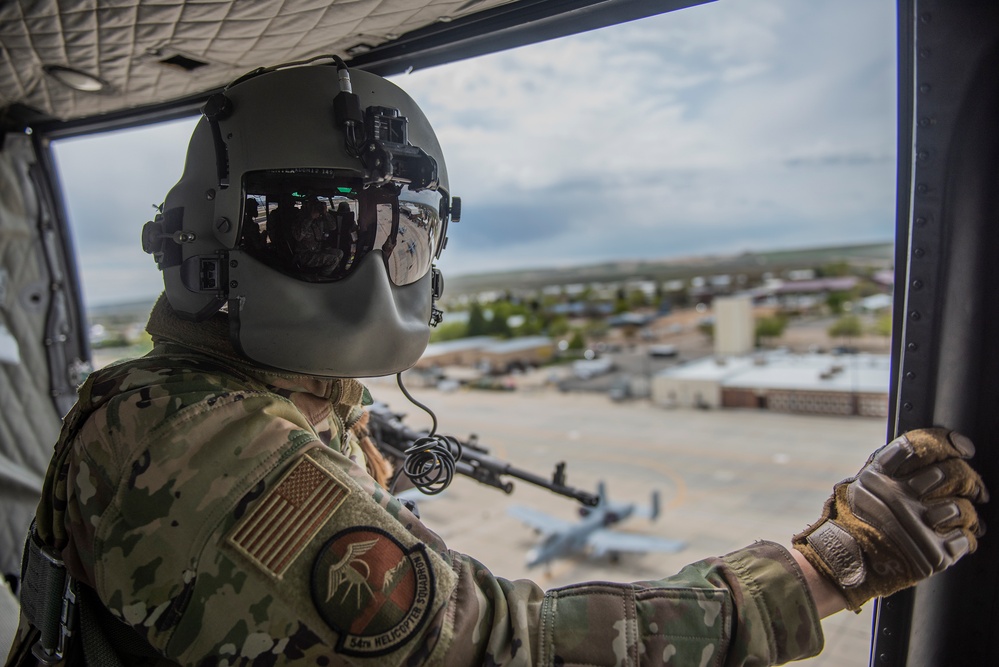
[239,169,444,286]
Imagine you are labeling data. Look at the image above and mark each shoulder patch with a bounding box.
[312,527,435,657]
[228,455,350,578]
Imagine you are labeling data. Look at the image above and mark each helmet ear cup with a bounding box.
[156,119,235,320]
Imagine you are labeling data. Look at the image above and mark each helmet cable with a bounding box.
[389,372,462,496]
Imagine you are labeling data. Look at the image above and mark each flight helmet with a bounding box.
[142,57,460,377]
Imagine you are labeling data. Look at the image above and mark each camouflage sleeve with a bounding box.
[63,391,823,666]
[442,541,823,666]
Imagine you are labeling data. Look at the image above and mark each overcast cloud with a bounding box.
[53,0,897,307]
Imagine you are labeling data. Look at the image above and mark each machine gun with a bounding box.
[367,402,599,507]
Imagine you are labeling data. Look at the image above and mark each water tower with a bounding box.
[714,295,754,356]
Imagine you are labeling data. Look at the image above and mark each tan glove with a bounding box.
[792,428,988,612]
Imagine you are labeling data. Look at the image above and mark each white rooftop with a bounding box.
[422,336,497,357]
[657,350,890,394]
[422,336,552,359]
[484,336,554,353]
[660,355,759,381]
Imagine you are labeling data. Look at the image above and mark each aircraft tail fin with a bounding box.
[597,480,608,506]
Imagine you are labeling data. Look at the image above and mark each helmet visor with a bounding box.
[239,169,444,286]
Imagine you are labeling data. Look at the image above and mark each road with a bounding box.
[366,377,884,666]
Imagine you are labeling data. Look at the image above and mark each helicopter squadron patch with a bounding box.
[312,526,436,656]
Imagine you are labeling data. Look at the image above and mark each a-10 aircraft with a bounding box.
[508,483,685,569]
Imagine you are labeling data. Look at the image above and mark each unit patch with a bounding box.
[228,455,349,578]
[311,526,435,657]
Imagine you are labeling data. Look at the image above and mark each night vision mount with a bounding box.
[330,61,439,191]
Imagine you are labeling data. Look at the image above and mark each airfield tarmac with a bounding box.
[367,375,883,667]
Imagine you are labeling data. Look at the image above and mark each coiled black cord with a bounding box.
[391,373,461,495]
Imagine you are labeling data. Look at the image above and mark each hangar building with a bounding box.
[651,350,890,418]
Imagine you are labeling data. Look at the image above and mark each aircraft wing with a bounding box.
[507,505,573,536]
[587,530,685,557]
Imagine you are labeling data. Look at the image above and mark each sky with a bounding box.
[53,0,898,308]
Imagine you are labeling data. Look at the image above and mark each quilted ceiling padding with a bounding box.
[0,0,517,122]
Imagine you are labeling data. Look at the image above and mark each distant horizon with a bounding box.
[455,238,894,272]
[84,238,894,312]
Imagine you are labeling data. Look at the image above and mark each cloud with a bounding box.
[52,117,198,306]
[394,0,897,279]
[52,0,897,306]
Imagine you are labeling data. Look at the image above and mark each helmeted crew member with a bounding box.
[6,59,988,667]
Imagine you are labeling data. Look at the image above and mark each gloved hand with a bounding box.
[792,428,988,612]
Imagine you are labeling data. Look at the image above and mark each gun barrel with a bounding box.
[367,404,599,506]
[468,454,599,506]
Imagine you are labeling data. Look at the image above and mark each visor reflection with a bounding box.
[240,172,442,286]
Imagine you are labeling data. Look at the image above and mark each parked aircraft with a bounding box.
[1,1,997,665]
[508,483,685,568]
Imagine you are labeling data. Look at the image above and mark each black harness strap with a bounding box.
[18,523,161,666]
[19,524,75,664]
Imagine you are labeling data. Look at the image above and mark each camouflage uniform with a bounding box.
[7,297,824,666]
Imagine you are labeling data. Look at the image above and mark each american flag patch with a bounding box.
[228,456,350,578]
